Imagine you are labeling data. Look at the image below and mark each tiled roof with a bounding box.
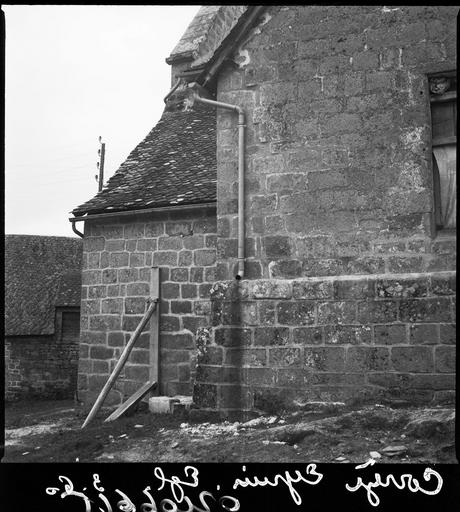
[72,103,216,216]
[56,270,82,307]
[5,235,83,336]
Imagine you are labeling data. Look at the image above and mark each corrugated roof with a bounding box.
[72,104,216,216]
[5,235,83,336]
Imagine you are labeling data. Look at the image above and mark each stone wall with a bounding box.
[78,6,456,414]
[214,5,457,280]
[190,5,457,416]
[78,208,217,405]
[193,271,455,418]
[5,335,79,401]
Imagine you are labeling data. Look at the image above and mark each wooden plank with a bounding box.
[432,135,457,146]
[430,90,457,103]
[81,299,158,428]
[149,267,160,395]
[104,380,157,423]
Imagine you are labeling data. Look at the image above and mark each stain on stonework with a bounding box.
[210,281,232,300]
[401,127,424,147]
[397,163,425,189]
[195,327,211,360]
[304,351,315,369]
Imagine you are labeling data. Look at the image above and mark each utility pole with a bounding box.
[96,136,106,192]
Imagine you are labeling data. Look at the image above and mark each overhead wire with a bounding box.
[6,152,96,168]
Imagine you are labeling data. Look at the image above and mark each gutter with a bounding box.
[69,201,216,224]
[185,83,246,280]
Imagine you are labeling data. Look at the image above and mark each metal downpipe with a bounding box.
[236,110,245,280]
[189,93,246,280]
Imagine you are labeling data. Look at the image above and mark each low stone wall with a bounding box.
[193,271,455,418]
[5,336,79,401]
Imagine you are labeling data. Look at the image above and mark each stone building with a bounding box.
[72,6,456,417]
[5,235,82,401]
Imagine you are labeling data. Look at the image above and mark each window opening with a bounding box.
[429,72,457,230]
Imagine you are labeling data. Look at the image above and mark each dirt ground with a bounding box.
[2,399,457,464]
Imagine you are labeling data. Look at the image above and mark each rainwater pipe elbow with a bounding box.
[163,78,182,104]
[186,84,246,280]
[70,218,84,238]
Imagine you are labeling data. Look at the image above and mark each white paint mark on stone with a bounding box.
[406,71,416,106]
[237,49,250,67]
[313,73,325,92]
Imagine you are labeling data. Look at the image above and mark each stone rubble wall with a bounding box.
[214,5,457,280]
[191,4,458,418]
[78,209,217,406]
[5,336,79,402]
[193,272,455,418]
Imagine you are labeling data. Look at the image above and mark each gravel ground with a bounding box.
[2,399,456,464]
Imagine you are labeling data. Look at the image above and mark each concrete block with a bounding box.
[148,396,174,414]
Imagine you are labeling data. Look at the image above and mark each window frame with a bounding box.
[428,71,456,233]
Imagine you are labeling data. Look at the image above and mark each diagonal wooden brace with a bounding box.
[81,287,159,429]
[104,380,158,422]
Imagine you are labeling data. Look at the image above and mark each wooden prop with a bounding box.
[81,267,160,428]
[104,380,157,422]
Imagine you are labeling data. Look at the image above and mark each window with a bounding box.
[61,311,80,341]
[55,307,80,342]
[429,72,456,230]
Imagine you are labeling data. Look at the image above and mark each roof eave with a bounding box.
[70,201,217,223]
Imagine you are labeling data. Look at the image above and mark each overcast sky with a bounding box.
[4,5,200,237]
